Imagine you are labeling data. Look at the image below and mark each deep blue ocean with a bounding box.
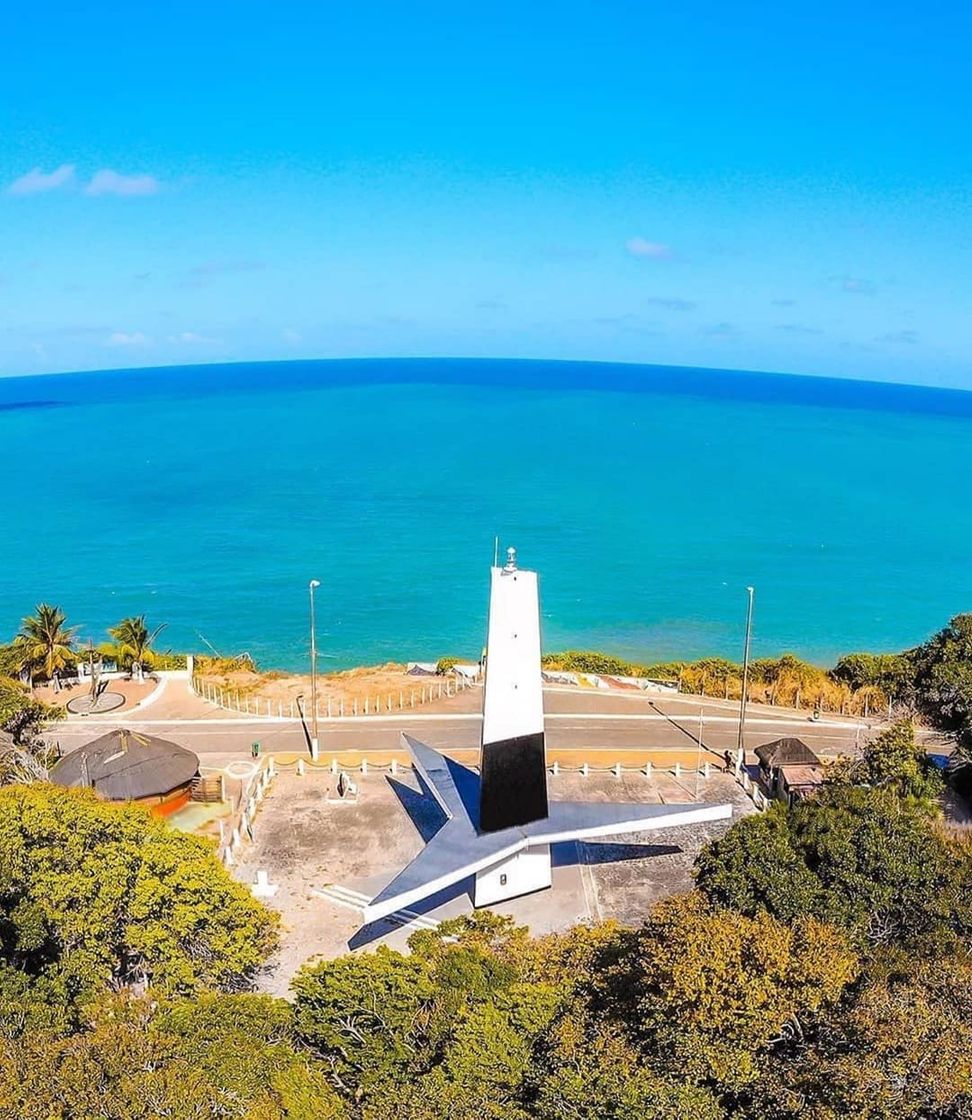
[1,357,970,671]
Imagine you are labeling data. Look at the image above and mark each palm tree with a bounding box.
[14,604,77,691]
[108,616,166,681]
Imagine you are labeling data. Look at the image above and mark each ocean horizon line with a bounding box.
[3,354,972,421]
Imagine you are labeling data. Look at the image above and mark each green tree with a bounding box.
[601,893,857,1091]
[0,991,346,1120]
[0,784,278,999]
[696,785,972,947]
[107,614,167,680]
[842,719,941,801]
[693,805,824,923]
[531,1011,724,1120]
[831,651,914,705]
[748,947,972,1119]
[0,679,60,748]
[540,651,634,676]
[12,604,77,690]
[911,613,972,752]
[293,948,435,1099]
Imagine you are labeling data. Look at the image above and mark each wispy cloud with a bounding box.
[7,164,76,195]
[86,169,160,197]
[475,299,508,312]
[106,331,151,347]
[702,321,737,339]
[645,296,696,311]
[879,329,919,345]
[831,274,876,295]
[281,328,302,345]
[171,331,217,344]
[775,323,823,335]
[626,237,672,259]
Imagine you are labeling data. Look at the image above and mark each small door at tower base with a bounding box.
[474,844,552,907]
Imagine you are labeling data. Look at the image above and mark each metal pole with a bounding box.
[695,709,703,800]
[736,586,755,773]
[309,579,321,761]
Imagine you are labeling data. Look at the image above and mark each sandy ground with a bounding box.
[195,663,470,715]
[34,675,159,712]
[232,766,754,995]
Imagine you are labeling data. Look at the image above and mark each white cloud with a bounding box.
[106,331,151,347]
[86,169,160,197]
[281,328,302,345]
[626,237,672,259]
[7,164,76,195]
[171,331,217,344]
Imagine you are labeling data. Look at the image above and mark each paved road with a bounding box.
[46,700,872,761]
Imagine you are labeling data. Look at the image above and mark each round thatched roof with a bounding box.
[51,728,199,801]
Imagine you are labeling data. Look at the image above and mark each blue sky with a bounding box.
[2,0,970,386]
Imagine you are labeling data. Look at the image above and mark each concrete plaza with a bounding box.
[232,764,754,995]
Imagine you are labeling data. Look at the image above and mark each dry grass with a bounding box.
[194,662,458,713]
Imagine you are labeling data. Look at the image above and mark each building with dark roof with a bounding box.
[755,737,823,800]
[51,728,199,815]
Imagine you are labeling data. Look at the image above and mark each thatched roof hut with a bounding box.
[754,737,820,770]
[51,728,199,814]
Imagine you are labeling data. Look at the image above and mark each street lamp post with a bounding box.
[735,586,755,774]
[309,579,321,761]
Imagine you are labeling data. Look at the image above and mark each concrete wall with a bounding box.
[474,844,552,907]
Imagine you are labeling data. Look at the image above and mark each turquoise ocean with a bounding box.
[1,357,970,672]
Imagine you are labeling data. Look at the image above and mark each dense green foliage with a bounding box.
[0,784,278,1000]
[544,613,972,741]
[910,612,972,749]
[0,678,59,747]
[0,991,346,1120]
[0,679,61,783]
[695,783,970,947]
[3,606,187,685]
[435,656,463,674]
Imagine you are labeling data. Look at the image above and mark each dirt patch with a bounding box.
[34,675,159,713]
[195,663,469,716]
